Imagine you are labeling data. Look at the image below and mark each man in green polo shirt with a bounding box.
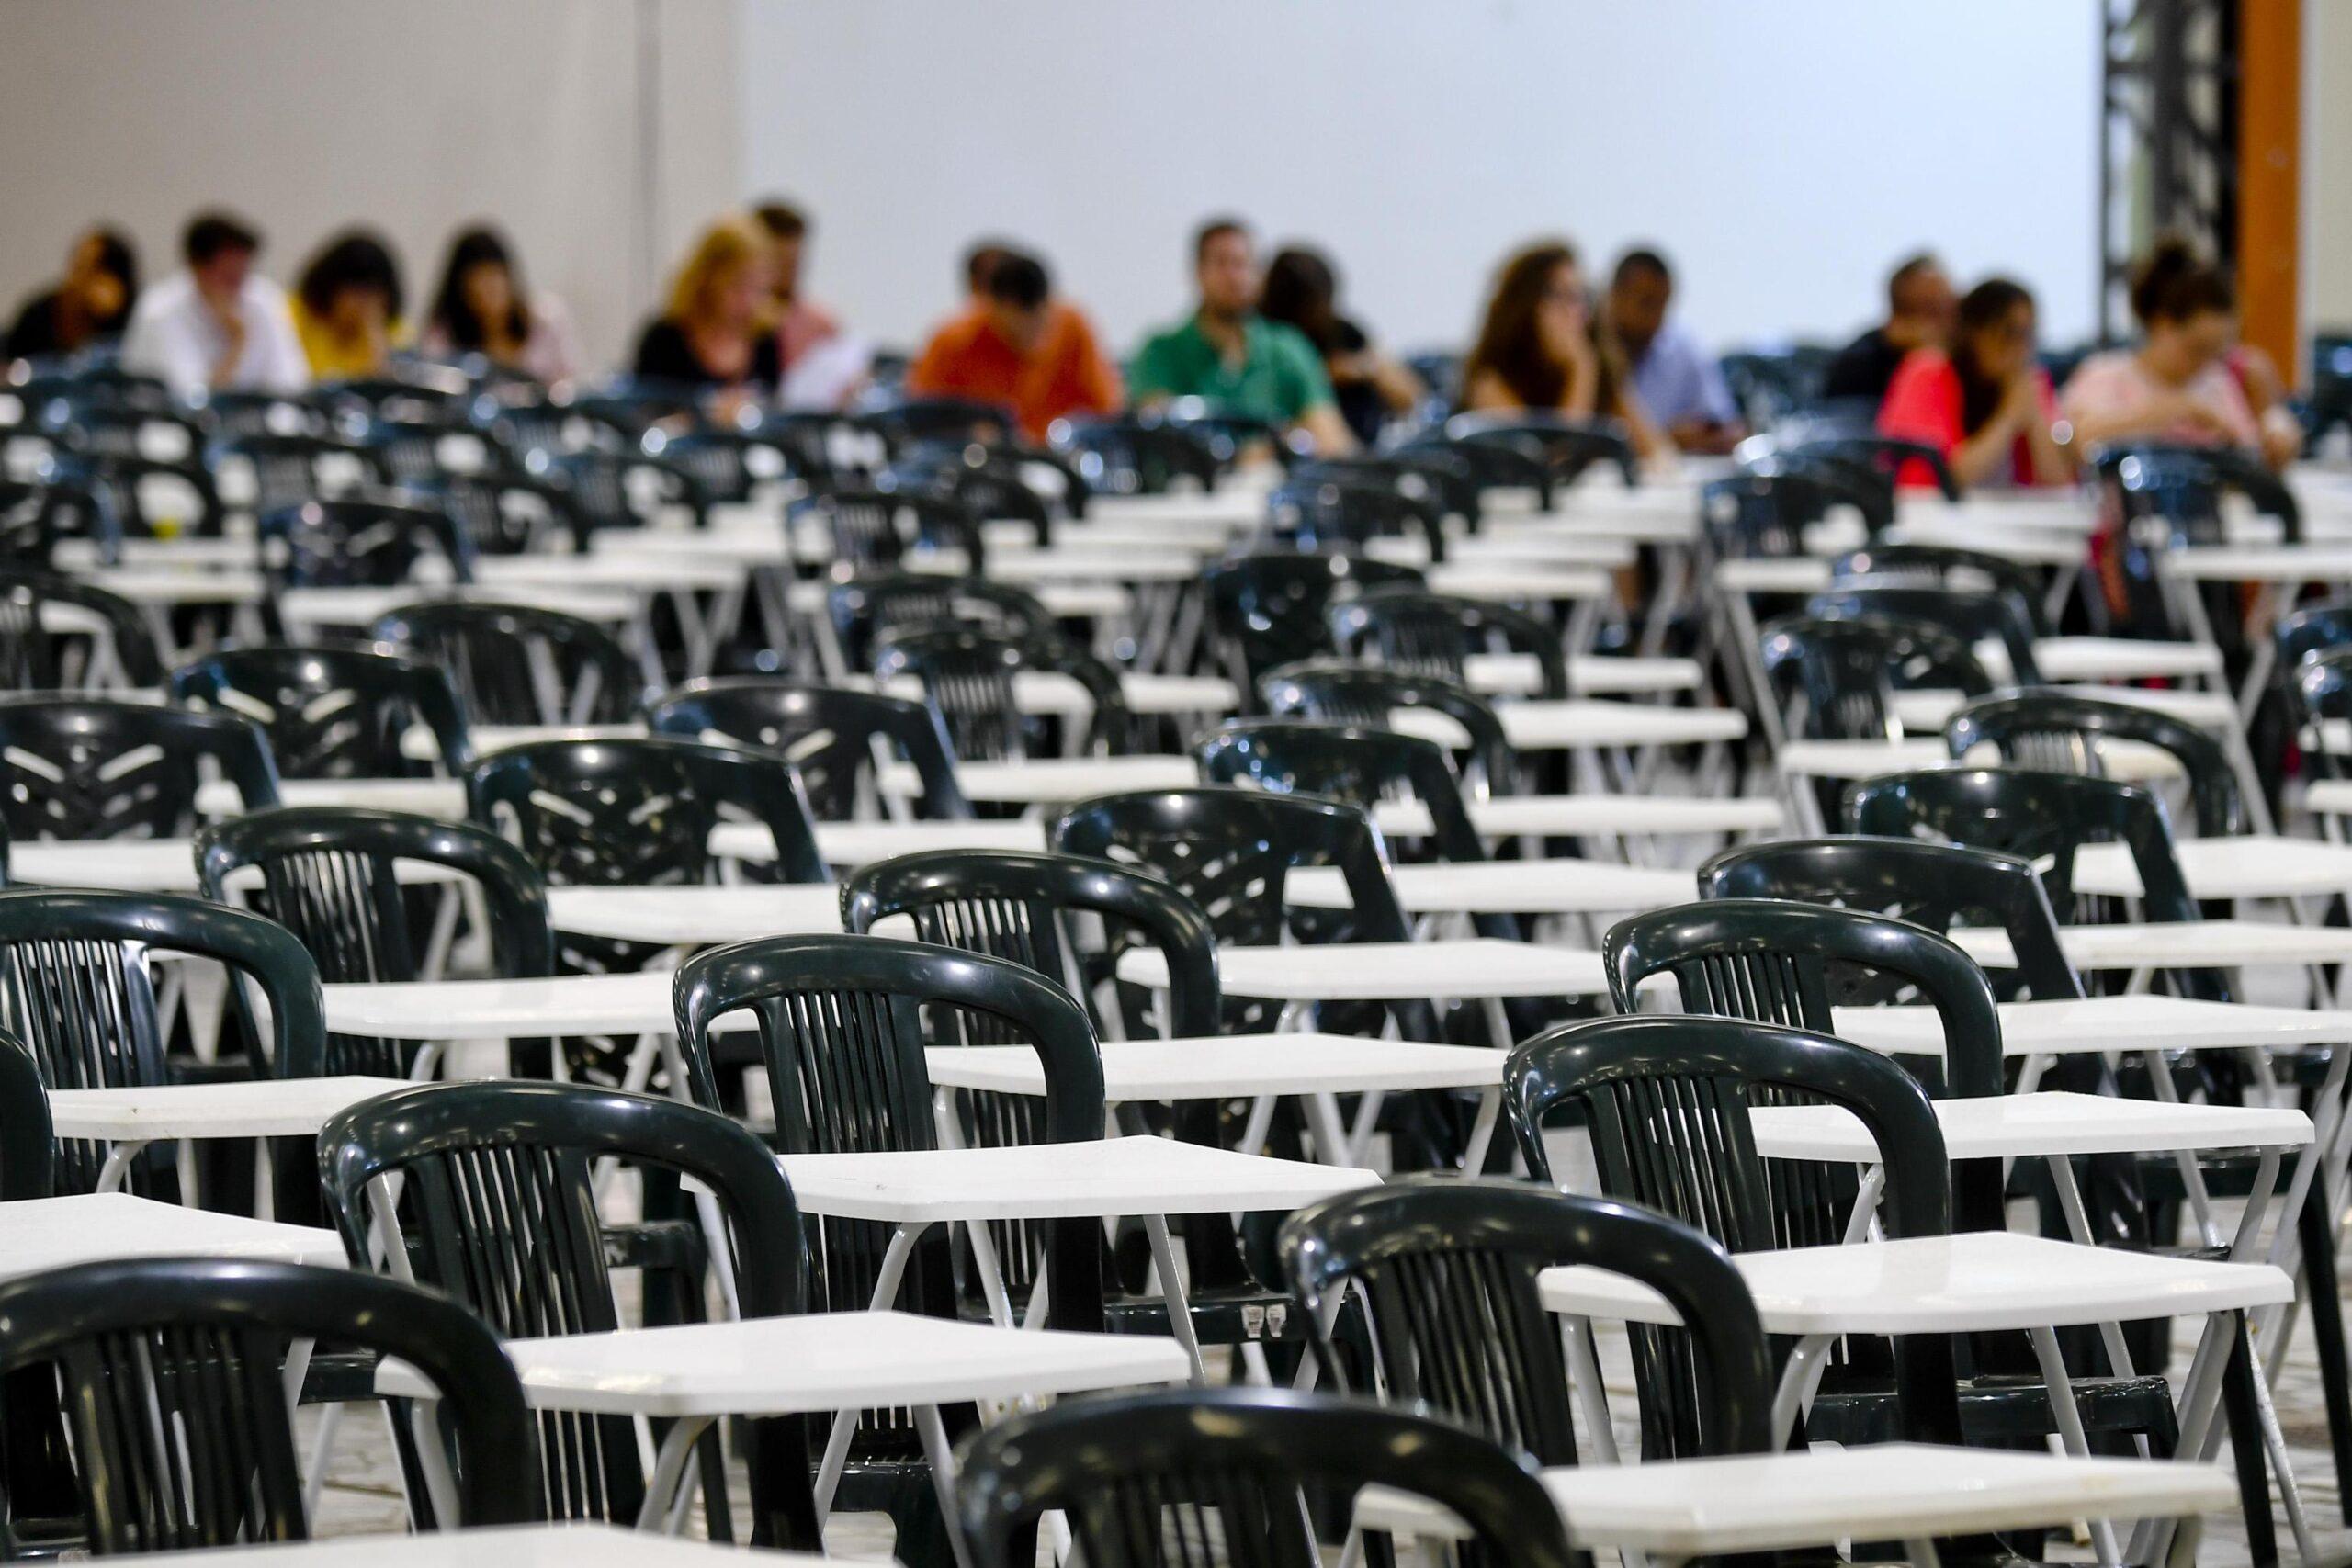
[1129,217,1355,455]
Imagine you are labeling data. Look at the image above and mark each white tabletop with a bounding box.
[778,1134,1376,1223]
[196,776,469,819]
[2073,834,2352,900]
[985,546,1200,584]
[47,1077,411,1141]
[881,671,1239,717]
[1362,1447,2232,1556]
[87,569,267,605]
[1538,1228,2290,1335]
[2305,780,2352,816]
[102,1524,844,1568]
[1747,1090,2311,1162]
[1713,557,1835,595]
[9,839,477,894]
[2029,637,2225,682]
[376,1309,1188,1417]
[0,1192,345,1280]
[1897,491,2102,534]
[1775,737,1952,779]
[784,576,1131,621]
[925,1032,1502,1100]
[1883,520,2086,567]
[1428,699,1748,751]
[1372,794,1781,840]
[709,817,1049,867]
[322,970,741,1041]
[545,884,842,944]
[1834,994,2352,1057]
[1115,938,1609,1000]
[1285,858,1692,916]
[1366,535,1634,570]
[479,552,744,594]
[280,584,639,628]
[2161,544,2352,583]
[879,754,1197,805]
[1424,563,1615,604]
[1951,918,2352,973]
[1088,489,1267,526]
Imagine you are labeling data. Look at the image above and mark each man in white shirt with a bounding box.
[121,211,309,400]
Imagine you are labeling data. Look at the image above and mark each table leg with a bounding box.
[1143,1213,1210,1383]
[913,1403,978,1568]
[2026,1325,2122,1568]
[1560,1315,1620,1464]
[1905,1538,1944,1568]
[1464,1090,1502,1172]
[407,1400,465,1531]
[634,1413,717,1531]
[2041,1155,2143,1384]
[1769,1332,1835,1448]
[96,1139,149,1195]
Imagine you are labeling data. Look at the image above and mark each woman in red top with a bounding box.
[1876,277,2074,490]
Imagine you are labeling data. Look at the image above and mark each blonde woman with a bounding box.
[630,214,779,413]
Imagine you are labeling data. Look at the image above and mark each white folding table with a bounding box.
[1462,651,1707,697]
[1831,995,2352,1061]
[196,776,470,819]
[1394,698,1747,752]
[545,884,843,946]
[8,838,477,894]
[375,1311,1190,1540]
[1285,858,1693,916]
[777,1135,1376,1382]
[2072,835,2352,902]
[710,817,1049,868]
[1950,918,2352,974]
[1370,794,1781,840]
[877,754,1198,808]
[51,1077,410,1195]
[1115,937,1608,1002]
[0,1191,345,1277]
[100,1524,848,1568]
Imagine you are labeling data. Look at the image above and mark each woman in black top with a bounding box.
[630,214,780,415]
[1260,246,1420,444]
[5,228,138,363]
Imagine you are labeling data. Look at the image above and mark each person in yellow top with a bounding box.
[291,229,408,380]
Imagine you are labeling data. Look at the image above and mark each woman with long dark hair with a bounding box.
[4,228,139,362]
[1460,240,1666,460]
[1259,245,1419,445]
[422,227,578,384]
[1877,276,2071,488]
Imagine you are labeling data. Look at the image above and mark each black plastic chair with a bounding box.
[1194,719,1484,865]
[1400,431,1555,513]
[255,497,475,592]
[1329,585,1568,698]
[0,698,279,840]
[827,572,1051,675]
[673,932,1106,1553]
[0,568,163,689]
[1808,584,2041,685]
[216,432,390,515]
[170,646,471,778]
[0,478,107,567]
[0,1029,51,1201]
[644,678,972,820]
[550,447,710,537]
[1260,660,1515,794]
[1281,1179,1772,1463]
[197,807,552,1077]
[373,600,644,726]
[427,468,587,556]
[1793,434,1962,502]
[1759,613,1990,743]
[466,735,827,888]
[198,392,322,442]
[1833,543,2047,634]
[1048,416,1220,495]
[647,426,799,504]
[1445,411,1639,487]
[1701,836,2085,1003]
[60,452,225,542]
[1203,551,1425,695]
[1702,464,1849,558]
[863,397,1014,450]
[874,626,1132,760]
[888,444,1058,547]
[1947,690,2245,837]
[2298,649,2352,784]
[0,889,324,1205]
[320,1079,818,1545]
[1268,474,1447,562]
[794,487,986,577]
[0,1257,537,1550]
[1508,1011,1966,1448]
[956,1387,1577,1568]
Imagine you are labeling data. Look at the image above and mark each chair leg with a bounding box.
[2295,1170,2352,1518]
[2222,1314,2279,1568]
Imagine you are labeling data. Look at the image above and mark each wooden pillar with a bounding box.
[2239,0,2303,383]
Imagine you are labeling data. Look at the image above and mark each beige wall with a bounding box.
[2307,0,2352,339]
[0,0,741,370]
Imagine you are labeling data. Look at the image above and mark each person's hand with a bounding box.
[1997,369,2041,429]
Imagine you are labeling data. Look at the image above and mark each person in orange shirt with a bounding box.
[907,246,1120,441]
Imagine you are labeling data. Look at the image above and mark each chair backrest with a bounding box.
[170,646,471,778]
[428,468,585,556]
[1833,543,2045,634]
[1203,551,1425,693]
[1268,474,1447,561]
[792,486,985,576]
[1505,1012,1963,1446]
[1807,583,2041,684]
[889,445,1057,547]
[0,569,164,690]
[1701,465,1843,557]
[1329,585,1569,698]
[1281,1179,1771,1464]
[320,1079,805,1529]
[466,736,826,887]
[256,497,475,592]
[957,1387,1577,1568]
[673,933,1106,1327]
[647,427,795,504]
[875,625,1131,761]
[1048,416,1220,495]
[1759,613,1991,742]
[1195,719,1484,864]
[552,448,707,536]
[1400,432,1555,511]
[373,600,643,726]
[1445,411,1640,487]
[0,1257,537,1550]
[66,452,226,542]
[1701,835,2083,1001]
[0,697,280,840]
[0,1029,52,1201]
[2299,649,2352,782]
[1794,434,1962,502]
[645,677,971,820]
[218,432,389,515]
[863,396,1014,450]
[827,571,1050,674]
[842,849,1221,1040]
[197,807,550,1075]
[1945,690,2243,837]
[1260,660,1514,792]
[2276,596,2352,680]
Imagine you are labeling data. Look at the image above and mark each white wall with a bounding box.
[2306,0,2352,335]
[739,1,2104,358]
[0,0,741,369]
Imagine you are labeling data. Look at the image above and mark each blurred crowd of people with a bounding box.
[6,201,2302,482]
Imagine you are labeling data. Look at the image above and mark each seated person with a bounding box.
[1460,238,1668,462]
[1604,246,1742,455]
[1821,252,1956,407]
[1128,217,1352,455]
[907,246,1120,441]
[292,230,407,381]
[632,213,780,419]
[1878,277,2073,489]
[121,210,309,398]
[1259,245,1420,446]
[6,227,138,363]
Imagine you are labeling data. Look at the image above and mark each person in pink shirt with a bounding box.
[1877,277,2073,490]
[2059,237,2296,468]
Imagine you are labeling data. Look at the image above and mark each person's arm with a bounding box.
[1365,351,1424,412]
[1670,346,1747,454]
[1295,403,1355,456]
[1282,335,1353,455]
[255,294,310,392]
[2061,390,2237,452]
[1876,352,1977,484]
[1125,333,1178,410]
[1611,385,1672,465]
[903,326,956,398]
[1462,367,1524,412]
[2017,371,2075,485]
